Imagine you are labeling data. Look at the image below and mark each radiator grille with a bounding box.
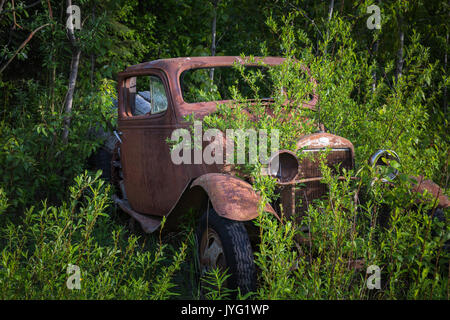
[273,148,354,218]
[295,180,328,213]
[298,148,353,179]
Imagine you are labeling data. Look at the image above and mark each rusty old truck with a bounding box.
[93,56,449,293]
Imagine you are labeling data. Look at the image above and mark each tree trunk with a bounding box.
[323,0,335,57]
[209,0,218,82]
[372,39,379,92]
[395,15,404,81]
[372,0,381,92]
[62,0,81,144]
[47,0,55,112]
[90,4,96,85]
[328,0,335,21]
[62,48,81,143]
[444,32,448,115]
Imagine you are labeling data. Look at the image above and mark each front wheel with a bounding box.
[196,205,256,295]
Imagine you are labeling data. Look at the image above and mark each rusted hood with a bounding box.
[295,132,355,154]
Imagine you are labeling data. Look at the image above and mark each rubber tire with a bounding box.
[197,206,256,295]
[93,148,112,181]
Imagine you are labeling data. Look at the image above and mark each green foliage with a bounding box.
[0,78,116,210]
[0,171,188,299]
[200,267,234,300]
[254,213,298,299]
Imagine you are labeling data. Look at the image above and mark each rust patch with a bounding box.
[410,175,450,209]
[296,132,354,154]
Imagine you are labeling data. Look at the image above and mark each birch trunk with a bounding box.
[209,0,218,82]
[372,39,379,92]
[90,4,96,85]
[395,15,404,81]
[372,0,381,92]
[328,0,335,21]
[62,0,81,144]
[444,32,448,115]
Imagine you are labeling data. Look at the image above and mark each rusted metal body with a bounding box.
[410,175,449,209]
[114,57,299,230]
[112,56,448,232]
[268,132,356,217]
[191,173,278,221]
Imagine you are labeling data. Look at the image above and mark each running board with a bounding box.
[113,195,162,233]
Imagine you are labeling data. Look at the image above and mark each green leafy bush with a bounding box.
[0,171,188,299]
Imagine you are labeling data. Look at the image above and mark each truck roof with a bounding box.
[123,56,286,74]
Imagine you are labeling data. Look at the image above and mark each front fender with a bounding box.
[410,175,449,209]
[191,173,278,221]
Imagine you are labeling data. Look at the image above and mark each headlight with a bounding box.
[268,150,299,183]
[369,149,400,181]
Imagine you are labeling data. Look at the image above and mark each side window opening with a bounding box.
[127,75,168,116]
